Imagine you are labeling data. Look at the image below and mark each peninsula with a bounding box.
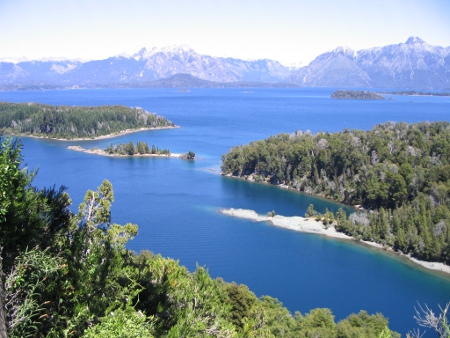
[0,101,176,140]
[331,90,385,100]
[221,122,450,267]
[220,208,450,276]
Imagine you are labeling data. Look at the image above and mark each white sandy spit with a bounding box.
[220,208,450,276]
[11,126,179,142]
[220,208,351,239]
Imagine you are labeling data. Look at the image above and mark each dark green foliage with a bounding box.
[0,102,175,140]
[180,151,196,160]
[83,306,155,338]
[223,282,258,329]
[0,138,73,273]
[305,204,318,218]
[221,122,450,263]
[106,141,170,156]
[336,311,398,338]
[331,90,385,100]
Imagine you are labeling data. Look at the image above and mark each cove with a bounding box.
[2,87,450,335]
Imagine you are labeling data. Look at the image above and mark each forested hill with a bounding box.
[0,102,175,139]
[221,122,450,263]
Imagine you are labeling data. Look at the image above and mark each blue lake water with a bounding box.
[1,88,450,335]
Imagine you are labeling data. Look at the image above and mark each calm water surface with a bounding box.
[2,88,450,335]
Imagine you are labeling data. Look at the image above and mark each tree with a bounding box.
[83,307,155,338]
[305,204,318,218]
[124,141,135,155]
[0,138,72,273]
[3,249,64,338]
[224,283,258,330]
[136,141,150,155]
[181,151,195,160]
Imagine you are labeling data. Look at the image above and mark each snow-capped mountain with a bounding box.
[1,38,449,89]
[288,37,450,89]
[0,45,290,87]
[129,45,290,83]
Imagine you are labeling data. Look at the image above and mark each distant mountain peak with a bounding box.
[405,36,425,45]
[160,44,195,54]
[134,45,196,60]
[288,37,449,89]
[331,46,356,58]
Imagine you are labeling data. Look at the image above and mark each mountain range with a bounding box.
[1,37,449,90]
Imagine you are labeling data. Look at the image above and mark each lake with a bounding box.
[1,87,450,335]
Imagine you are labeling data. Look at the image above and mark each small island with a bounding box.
[331,90,385,100]
[0,101,176,140]
[105,141,170,156]
[68,140,195,160]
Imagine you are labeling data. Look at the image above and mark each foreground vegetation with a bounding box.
[0,102,175,139]
[221,121,450,264]
[0,137,405,337]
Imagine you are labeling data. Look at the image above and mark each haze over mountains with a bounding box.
[1,37,449,90]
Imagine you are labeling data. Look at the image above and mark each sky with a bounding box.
[1,0,450,66]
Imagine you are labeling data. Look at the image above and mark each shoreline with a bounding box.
[7,125,179,142]
[68,145,181,158]
[222,173,360,210]
[219,208,450,276]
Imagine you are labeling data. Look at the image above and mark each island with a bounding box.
[331,90,385,100]
[221,121,450,267]
[68,140,195,160]
[0,101,176,140]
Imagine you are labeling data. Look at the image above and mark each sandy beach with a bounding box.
[9,125,179,142]
[220,208,352,239]
[220,208,450,276]
[68,145,181,158]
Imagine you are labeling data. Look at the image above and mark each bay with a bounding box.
[1,88,450,335]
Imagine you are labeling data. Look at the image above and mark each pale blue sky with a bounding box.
[1,0,449,66]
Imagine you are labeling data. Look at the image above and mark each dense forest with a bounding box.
[105,141,170,156]
[0,102,175,139]
[221,122,450,264]
[0,137,408,337]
